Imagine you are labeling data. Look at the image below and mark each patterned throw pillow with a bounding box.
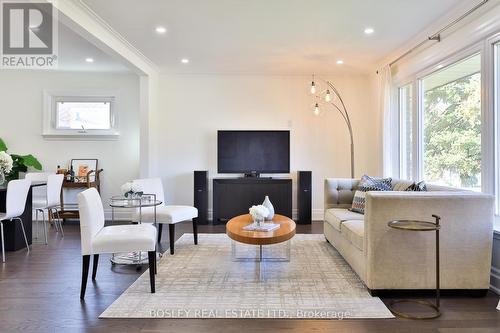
[351,190,367,214]
[350,175,392,214]
[405,180,427,191]
[358,175,392,191]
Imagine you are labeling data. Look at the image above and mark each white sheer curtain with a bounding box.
[378,65,397,177]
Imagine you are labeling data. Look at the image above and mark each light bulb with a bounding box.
[310,82,316,94]
[314,103,320,115]
[325,90,331,102]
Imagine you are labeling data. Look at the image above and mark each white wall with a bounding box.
[151,74,380,220]
[0,70,140,218]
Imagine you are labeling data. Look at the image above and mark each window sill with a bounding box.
[42,132,120,141]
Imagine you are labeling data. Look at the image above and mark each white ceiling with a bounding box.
[57,15,130,72]
[79,0,467,74]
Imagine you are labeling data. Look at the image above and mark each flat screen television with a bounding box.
[217,130,290,175]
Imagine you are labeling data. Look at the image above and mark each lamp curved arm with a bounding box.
[312,79,355,178]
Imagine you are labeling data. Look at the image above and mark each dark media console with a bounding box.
[212,177,292,224]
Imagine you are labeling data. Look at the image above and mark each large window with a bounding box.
[399,53,482,190]
[421,54,481,189]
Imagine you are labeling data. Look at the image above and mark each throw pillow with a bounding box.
[350,175,392,214]
[358,174,392,191]
[350,190,366,214]
[406,180,427,191]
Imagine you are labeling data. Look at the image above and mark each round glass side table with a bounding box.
[109,194,162,266]
[387,215,442,319]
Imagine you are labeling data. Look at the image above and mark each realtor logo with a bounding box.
[1,0,58,68]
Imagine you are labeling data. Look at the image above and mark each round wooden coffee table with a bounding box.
[226,214,296,280]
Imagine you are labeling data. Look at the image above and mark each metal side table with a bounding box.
[109,194,162,266]
[387,215,441,319]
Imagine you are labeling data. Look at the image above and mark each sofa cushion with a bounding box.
[340,220,364,251]
[392,179,414,191]
[351,175,392,214]
[358,175,392,191]
[325,208,364,231]
[405,180,427,191]
[350,190,367,214]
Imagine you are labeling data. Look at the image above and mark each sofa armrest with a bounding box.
[324,178,360,210]
[363,191,494,290]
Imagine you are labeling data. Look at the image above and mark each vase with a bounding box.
[253,216,264,227]
[262,195,275,221]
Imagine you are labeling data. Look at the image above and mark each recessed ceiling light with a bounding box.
[181,58,189,64]
[364,27,375,35]
[85,57,94,63]
[155,26,167,34]
[336,60,344,65]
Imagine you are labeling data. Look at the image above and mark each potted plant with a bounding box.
[0,138,42,182]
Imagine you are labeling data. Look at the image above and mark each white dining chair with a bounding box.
[132,178,198,255]
[0,179,32,263]
[77,188,157,299]
[25,172,64,243]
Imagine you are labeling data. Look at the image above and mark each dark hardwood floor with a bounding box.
[0,221,499,333]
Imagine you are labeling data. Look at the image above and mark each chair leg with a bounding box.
[157,223,163,243]
[80,255,90,299]
[56,209,64,238]
[16,218,30,253]
[192,219,198,245]
[35,209,39,239]
[0,222,4,263]
[92,254,99,280]
[148,251,156,293]
[169,224,175,255]
[40,209,47,245]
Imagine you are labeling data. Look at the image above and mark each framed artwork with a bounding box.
[71,159,98,182]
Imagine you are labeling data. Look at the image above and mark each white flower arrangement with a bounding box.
[249,205,269,222]
[0,151,13,174]
[121,182,143,198]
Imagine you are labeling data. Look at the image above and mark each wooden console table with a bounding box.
[58,169,103,221]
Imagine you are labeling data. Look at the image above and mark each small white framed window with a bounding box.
[43,91,119,139]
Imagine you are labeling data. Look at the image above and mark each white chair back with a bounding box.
[133,178,165,203]
[25,172,52,182]
[5,179,31,219]
[25,172,53,203]
[77,188,105,256]
[46,174,64,207]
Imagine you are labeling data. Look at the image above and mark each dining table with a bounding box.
[0,181,46,251]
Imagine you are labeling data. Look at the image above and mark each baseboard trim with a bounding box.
[368,289,489,297]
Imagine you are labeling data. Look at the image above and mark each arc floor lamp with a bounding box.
[310,75,355,178]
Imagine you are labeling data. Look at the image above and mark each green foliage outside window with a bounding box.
[423,73,481,188]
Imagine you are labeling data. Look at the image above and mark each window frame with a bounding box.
[42,90,119,139]
[396,43,488,191]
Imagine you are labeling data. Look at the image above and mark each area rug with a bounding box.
[100,233,393,319]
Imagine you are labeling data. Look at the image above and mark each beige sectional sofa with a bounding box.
[324,178,494,295]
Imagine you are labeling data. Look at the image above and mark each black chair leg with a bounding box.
[157,224,163,243]
[92,254,99,280]
[154,251,157,275]
[80,255,90,299]
[192,219,198,245]
[148,251,156,293]
[169,224,175,255]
